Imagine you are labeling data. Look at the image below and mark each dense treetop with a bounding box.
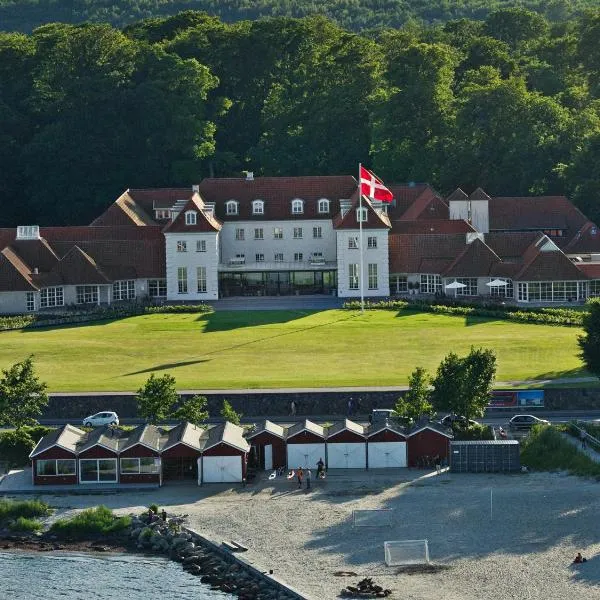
[2,9,600,226]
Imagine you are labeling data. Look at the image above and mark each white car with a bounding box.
[82,411,119,427]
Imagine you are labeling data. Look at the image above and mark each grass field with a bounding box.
[0,309,587,391]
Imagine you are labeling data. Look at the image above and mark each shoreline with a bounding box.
[0,535,128,554]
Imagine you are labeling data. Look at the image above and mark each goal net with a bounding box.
[352,509,393,527]
[384,540,429,566]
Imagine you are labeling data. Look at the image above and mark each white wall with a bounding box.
[336,229,389,298]
[165,232,219,301]
[0,291,33,314]
[449,200,489,233]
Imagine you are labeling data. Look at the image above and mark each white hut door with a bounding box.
[264,445,273,470]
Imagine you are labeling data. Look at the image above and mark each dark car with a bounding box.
[508,414,550,430]
[440,415,478,427]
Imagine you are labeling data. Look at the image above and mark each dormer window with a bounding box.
[318,199,330,214]
[226,200,238,215]
[357,207,368,223]
[252,200,264,215]
[185,211,197,226]
[154,209,170,220]
[291,199,304,215]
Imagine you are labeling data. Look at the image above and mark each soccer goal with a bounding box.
[384,540,430,566]
[352,509,393,528]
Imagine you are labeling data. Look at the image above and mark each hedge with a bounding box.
[342,298,585,327]
[0,303,213,331]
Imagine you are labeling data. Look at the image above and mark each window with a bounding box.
[148,280,167,297]
[177,267,188,294]
[197,266,207,293]
[185,211,197,226]
[456,278,478,296]
[36,459,76,476]
[26,292,35,312]
[291,199,304,214]
[357,207,367,222]
[255,253,265,262]
[76,286,98,304]
[154,209,170,220]
[120,457,160,474]
[489,279,513,298]
[368,264,378,290]
[113,280,135,301]
[524,281,580,302]
[392,275,408,293]
[313,226,322,239]
[235,228,245,241]
[348,237,359,249]
[294,253,303,262]
[274,253,284,262]
[517,282,528,302]
[420,274,442,294]
[293,227,303,239]
[252,200,264,215]
[273,227,283,239]
[254,228,264,240]
[79,458,117,483]
[177,241,187,252]
[349,264,359,290]
[318,199,330,213]
[40,287,63,308]
[196,240,206,252]
[226,200,238,215]
[368,236,377,249]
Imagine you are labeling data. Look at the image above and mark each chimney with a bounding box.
[192,184,199,193]
[246,171,254,181]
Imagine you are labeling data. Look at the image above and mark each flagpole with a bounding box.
[358,163,365,313]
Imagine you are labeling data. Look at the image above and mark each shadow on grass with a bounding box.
[195,310,319,333]
[392,309,503,327]
[124,359,211,376]
[18,318,125,333]
[528,367,590,381]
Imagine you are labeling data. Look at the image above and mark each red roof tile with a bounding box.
[389,233,468,273]
[0,247,37,291]
[444,238,501,277]
[91,191,155,227]
[41,246,111,286]
[576,263,600,278]
[391,219,475,234]
[564,222,600,254]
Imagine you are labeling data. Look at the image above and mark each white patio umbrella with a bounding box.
[486,279,508,287]
[445,279,467,298]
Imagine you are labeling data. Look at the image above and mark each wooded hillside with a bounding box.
[2,9,600,226]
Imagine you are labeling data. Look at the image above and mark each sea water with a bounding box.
[0,550,235,599]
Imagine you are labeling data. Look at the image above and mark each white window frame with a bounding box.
[36,459,76,476]
[294,252,303,262]
[455,277,478,296]
[293,227,303,239]
[420,274,442,294]
[177,267,188,294]
[252,200,264,215]
[255,253,265,262]
[112,280,135,301]
[349,264,359,290]
[517,282,528,302]
[176,240,187,252]
[185,211,197,226]
[40,287,64,308]
[26,291,36,312]
[197,266,207,293]
[368,263,378,290]
[154,209,170,220]
[348,237,359,250]
[196,240,206,252]
[78,458,117,483]
[367,236,377,249]
[274,253,284,262]
[254,228,264,240]
[318,199,330,214]
[76,285,99,305]
[226,200,238,215]
[357,207,368,223]
[273,227,283,240]
[148,279,167,297]
[235,228,245,241]
[120,457,160,475]
[313,226,322,239]
[291,199,304,214]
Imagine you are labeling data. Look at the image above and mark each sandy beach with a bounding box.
[18,469,600,600]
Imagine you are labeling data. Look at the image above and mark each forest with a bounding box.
[1,8,600,226]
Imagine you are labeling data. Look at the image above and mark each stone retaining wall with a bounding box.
[44,387,600,421]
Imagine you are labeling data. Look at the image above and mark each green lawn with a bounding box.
[0,310,587,391]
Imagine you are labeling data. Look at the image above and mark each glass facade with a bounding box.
[219,271,337,296]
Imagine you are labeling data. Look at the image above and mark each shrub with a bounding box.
[148,503,158,513]
[0,499,50,521]
[9,517,43,532]
[451,422,494,440]
[49,506,132,539]
[0,426,55,468]
[521,425,600,479]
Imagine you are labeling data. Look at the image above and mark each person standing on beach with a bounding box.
[297,467,303,488]
[305,468,311,489]
[580,428,587,449]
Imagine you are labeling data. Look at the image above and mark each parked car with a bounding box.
[440,414,478,427]
[82,411,119,427]
[508,414,550,430]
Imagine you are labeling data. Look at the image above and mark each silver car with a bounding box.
[508,414,550,430]
[82,411,119,427]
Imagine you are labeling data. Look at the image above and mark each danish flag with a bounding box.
[359,165,394,203]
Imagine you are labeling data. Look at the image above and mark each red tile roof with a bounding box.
[332,195,391,230]
[444,238,501,277]
[564,222,600,254]
[391,219,475,234]
[515,247,588,281]
[0,247,37,291]
[389,233,468,273]
[576,263,600,278]
[90,191,155,227]
[41,246,111,286]
[162,194,222,233]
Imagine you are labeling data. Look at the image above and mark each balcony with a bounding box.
[219,259,336,272]
[228,257,246,267]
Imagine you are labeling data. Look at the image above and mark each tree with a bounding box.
[221,399,242,425]
[173,394,209,426]
[578,298,600,376]
[135,373,178,424]
[430,347,497,421]
[394,367,433,425]
[0,356,48,429]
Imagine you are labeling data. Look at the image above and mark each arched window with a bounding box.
[318,199,330,214]
[226,200,238,215]
[184,211,197,226]
[291,199,304,214]
[252,200,264,215]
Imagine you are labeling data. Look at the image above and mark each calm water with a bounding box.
[0,551,235,600]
